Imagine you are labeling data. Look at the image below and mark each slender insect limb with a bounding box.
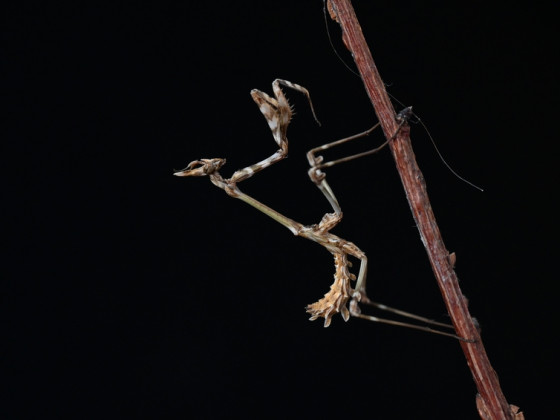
[349,290,472,341]
[306,105,411,171]
[351,311,472,341]
[306,107,411,214]
[346,245,461,336]
[306,125,381,216]
[227,186,304,235]
[230,79,320,185]
[307,125,380,216]
[364,300,455,329]
[320,106,411,169]
[307,123,380,171]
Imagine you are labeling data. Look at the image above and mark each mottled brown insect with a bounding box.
[176,79,459,336]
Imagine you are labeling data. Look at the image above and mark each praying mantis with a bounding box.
[175,79,462,338]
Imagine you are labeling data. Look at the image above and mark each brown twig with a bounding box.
[326,1,521,419]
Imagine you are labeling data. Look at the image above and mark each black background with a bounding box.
[3,1,557,419]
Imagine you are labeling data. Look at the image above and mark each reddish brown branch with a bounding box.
[327,1,521,419]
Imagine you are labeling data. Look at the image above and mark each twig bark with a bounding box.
[326,1,521,419]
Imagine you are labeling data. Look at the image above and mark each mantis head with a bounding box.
[174,158,226,177]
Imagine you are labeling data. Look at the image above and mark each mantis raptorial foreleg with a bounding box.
[229,79,320,185]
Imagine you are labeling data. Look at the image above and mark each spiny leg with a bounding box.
[229,79,320,185]
[271,79,321,127]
